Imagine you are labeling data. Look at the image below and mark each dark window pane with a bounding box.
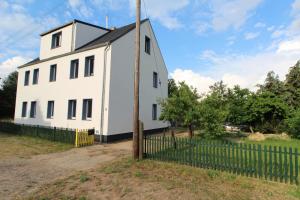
[24,71,30,86]
[152,104,157,120]
[51,32,61,49]
[145,36,151,54]
[70,59,79,79]
[22,102,27,117]
[68,100,76,119]
[85,56,94,77]
[153,72,158,88]
[82,99,92,120]
[50,64,57,82]
[33,68,39,84]
[30,101,36,118]
[47,101,54,118]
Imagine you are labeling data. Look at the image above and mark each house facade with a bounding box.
[14,19,168,142]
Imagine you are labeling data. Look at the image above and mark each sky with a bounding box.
[1,0,300,93]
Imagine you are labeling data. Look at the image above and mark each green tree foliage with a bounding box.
[226,86,251,126]
[285,109,300,139]
[160,82,199,137]
[284,61,300,109]
[257,71,284,95]
[243,92,289,133]
[168,78,178,97]
[0,71,18,118]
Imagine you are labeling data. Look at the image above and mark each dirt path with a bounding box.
[0,141,132,200]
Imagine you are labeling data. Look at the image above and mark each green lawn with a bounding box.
[242,137,300,149]
[0,132,73,159]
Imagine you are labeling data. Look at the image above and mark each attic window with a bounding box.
[145,36,151,54]
[51,32,62,49]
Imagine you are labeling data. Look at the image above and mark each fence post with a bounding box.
[139,121,144,160]
[295,148,299,185]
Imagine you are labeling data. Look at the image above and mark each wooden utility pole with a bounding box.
[133,0,141,160]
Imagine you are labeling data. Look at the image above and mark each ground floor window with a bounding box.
[68,100,77,119]
[30,101,36,118]
[22,102,27,117]
[47,101,54,119]
[82,99,92,120]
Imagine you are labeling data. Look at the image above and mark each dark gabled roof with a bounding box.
[40,19,110,36]
[20,19,149,68]
[76,18,149,50]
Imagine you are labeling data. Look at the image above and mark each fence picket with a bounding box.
[142,136,299,185]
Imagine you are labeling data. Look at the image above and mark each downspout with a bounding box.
[100,42,111,143]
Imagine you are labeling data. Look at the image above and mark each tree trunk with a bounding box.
[188,124,193,138]
[249,125,254,133]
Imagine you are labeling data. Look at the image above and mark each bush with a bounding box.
[285,109,300,139]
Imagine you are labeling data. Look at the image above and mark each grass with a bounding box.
[0,132,73,159]
[28,157,300,200]
[242,137,300,149]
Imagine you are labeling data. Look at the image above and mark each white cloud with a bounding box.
[244,32,260,40]
[277,37,300,53]
[170,69,215,94]
[0,56,30,79]
[254,22,266,28]
[129,0,189,29]
[209,0,263,31]
[68,0,93,17]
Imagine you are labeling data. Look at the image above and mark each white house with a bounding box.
[14,19,168,142]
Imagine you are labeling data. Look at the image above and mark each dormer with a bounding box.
[39,20,109,60]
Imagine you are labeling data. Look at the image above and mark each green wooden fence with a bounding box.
[0,122,76,144]
[143,136,299,185]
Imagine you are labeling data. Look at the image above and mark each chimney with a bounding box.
[105,16,108,29]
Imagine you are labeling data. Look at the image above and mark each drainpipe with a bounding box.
[100,42,111,143]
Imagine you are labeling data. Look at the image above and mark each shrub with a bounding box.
[285,109,300,139]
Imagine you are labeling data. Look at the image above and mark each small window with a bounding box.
[70,59,79,79]
[51,32,62,49]
[152,104,157,120]
[21,102,27,117]
[24,70,30,86]
[84,56,94,77]
[33,68,39,85]
[49,64,57,82]
[47,101,54,119]
[145,36,151,54]
[82,99,92,120]
[30,101,36,118]
[153,72,158,88]
[68,100,77,119]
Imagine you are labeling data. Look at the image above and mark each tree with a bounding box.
[257,71,284,95]
[284,61,300,109]
[243,91,289,133]
[0,71,18,118]
[168,78,178,97]
[160,82,199,137]
[285,109,300,139]
[226,85,251,126]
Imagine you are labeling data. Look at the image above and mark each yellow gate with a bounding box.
[75,129,95,147]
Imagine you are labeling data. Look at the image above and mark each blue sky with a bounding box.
[1,0,300,93]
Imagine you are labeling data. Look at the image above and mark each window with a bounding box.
[33,68,39,85]
[68,100,76,119]
[70,59,79,79]
[145,36,151,54]
[152,104,157,120]
[82,99,92,120]
[24,70,30,86]
[51,32,62,49]
[30,101,36,118]
[153,72,158,88]
[21,102,27,117]
[47,101,54,119]
[49,64,57,82]
[84,56,94,77]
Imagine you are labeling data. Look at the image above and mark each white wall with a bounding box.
[15,46,110,134]
[74,23,108,50]
[40,24,74,60]
[107,20,168,135]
